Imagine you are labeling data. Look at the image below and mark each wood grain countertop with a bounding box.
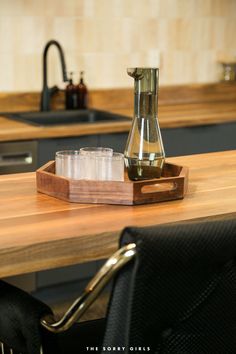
[0,150,236,278]
[0,115,132,142]
[0,82,236,142]
[1,101,236,142]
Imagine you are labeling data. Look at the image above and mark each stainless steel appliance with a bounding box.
[0,140,37,174]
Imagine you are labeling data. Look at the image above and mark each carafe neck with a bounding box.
[134,91,157,118]
[128,68,159,119]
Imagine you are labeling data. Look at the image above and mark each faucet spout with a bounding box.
[40,40,68,111]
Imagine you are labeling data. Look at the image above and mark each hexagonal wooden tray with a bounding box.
[36,161,188,205]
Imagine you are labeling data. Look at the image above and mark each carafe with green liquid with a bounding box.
[124,67,165,180]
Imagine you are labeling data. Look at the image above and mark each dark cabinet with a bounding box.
[97,122,236,157]
[37,135,99,167]
[37,122,236,168]
[98,132,128,153]
[37,133,128,167]
[161,122,236,157]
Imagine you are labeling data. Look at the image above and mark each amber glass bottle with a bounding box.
[77,71,88,109]
[65,72,77,109]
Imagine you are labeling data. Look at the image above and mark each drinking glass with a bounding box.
[55,150,80,179]
[79,147,113,180]
[80,147,113,157]
[55,148,124,181]
[110,152,124,181]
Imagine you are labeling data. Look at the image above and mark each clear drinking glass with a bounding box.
[110,152,124,181]
[55,150,80,179]
[93,152,124,181]
[55,148,123,181]
[79,147,113,180]
[80,147,113,156]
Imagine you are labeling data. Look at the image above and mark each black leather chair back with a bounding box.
[103,218,236,354]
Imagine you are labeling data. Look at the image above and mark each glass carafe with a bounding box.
[124,67,165,180]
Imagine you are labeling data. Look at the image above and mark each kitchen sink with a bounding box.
[5,109,130,126]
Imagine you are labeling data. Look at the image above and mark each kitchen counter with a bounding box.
[0,101,236,142]
[0,82,236,142]
[0,115,132,142]
[0,150,236,278]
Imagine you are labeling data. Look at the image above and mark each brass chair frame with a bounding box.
[0,243,136,353]
[41,243,136,332]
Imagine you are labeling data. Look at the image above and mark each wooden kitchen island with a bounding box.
[0,150,236,278]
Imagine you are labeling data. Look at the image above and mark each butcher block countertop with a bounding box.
[0,115,132,142]
[0,82,236,142]
[0,150,236,278]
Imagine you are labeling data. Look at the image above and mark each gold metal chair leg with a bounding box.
[41,243,136,333]
[0,342,24,354]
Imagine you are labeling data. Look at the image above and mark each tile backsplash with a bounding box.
[0,0,235,92]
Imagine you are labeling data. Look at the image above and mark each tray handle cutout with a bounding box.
[141,181,177,194]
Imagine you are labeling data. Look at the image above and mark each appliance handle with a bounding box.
[0,151,33,167]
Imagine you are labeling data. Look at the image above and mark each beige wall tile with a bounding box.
[13,54,42,91]
[0,0,235,91]
[52,17,77,51]
[0,0,25,16]
[193,0,213,17]
[14,17,46,55]
[0,53,15,91]
[224,19,236,50]
[44,0,84,17]
[0,17,15,53]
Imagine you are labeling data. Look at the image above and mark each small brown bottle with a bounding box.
[65,72,77,109]
[77,71,88,109]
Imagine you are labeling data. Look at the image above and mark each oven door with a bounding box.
[0,140,38,174]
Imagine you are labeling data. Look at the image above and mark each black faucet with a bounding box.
[40,40,68,111]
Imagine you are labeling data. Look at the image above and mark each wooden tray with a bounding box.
[36,161,188,205]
